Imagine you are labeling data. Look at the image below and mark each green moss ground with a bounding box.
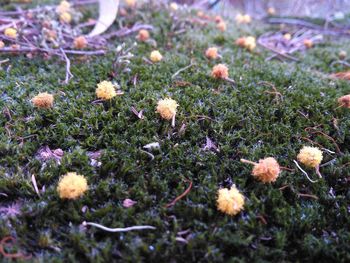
[0,1,350,262]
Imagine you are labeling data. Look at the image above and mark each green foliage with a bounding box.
[0,2,350,262]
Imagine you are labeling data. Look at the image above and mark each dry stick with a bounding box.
[140,149,154,161]
[165,179,193,208]
[257,38,299,61]
[0,47,106,55]
[171,63,195,79]
[280,166,295,172]
[305,129,341,154]
[31,174,41,197]
[256,215,267,225]
[298,193,319,200]
[172,114,176,127]
[266,17,350,37]
[103,24,154,39]
[240,159,258,166]
[0,236,31,260]
[315,165,323,179]
[293,160,318,183]
[60,48,73,84]
[82,221,156,232]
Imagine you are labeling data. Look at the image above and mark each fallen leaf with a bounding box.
[89,0,120,37]
[122,199,137,208]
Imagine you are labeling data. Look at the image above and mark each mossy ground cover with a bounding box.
[0,1,350,262]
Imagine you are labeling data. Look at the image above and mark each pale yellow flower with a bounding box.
[150,50,163,63]
[96,81,117,100]
[217,186,245,216]
[57,172,88,199]
[60,12,72,23]
[297,146,323,168]
[31,92,54,109]
[4,28,17,39]
[156,98,178,120]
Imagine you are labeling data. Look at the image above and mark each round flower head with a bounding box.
[297,146,323,168]
[4,28,17,39]
[303,39,313,48]
[252,157,280,183]
[217,21,227,32]
[242,14,252,24]
[235,14,244,24]
[0,41,5,49]
[156,98,178,120]
[125,0,136,7]
[96,80,117,100]
[57,0,71,13]
[267,7,276,15]
[57,172,88,199]
[283,33,291,40]
[74,36,88,49]
[245,36,256,51]
[338,94,350,108]
[339,50,347,60]
[215,15,223,23]
[150,50,163,63]
[217,186,245,216]
[137,29,150,42]
[235,37,246,47]
[31,92,54,109]
[60,12,72,23]
[211,64,229,79]
[170,2,178,11]
[205,47,218,60]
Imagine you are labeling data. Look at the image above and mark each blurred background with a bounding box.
[174,0,350,18]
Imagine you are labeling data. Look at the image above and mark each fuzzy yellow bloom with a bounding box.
[156,98,178,120]
[216,21,227,32]
[217,186,244,216]
[125,0,136,7]
[4,28,17,39]
[31,92,54,109]
[57,172,88,199]
[170,2,178,11]
[74,36,88,49]
[96,81,117,100]
[297,146,323,168]
[150,50,163,63]
[60,12,72,23]
[211,64,229,79]
[137,29,150,42]
[205,47,218,60]
[252,157,280,183]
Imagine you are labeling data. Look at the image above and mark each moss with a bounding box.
[0,1,350,262]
